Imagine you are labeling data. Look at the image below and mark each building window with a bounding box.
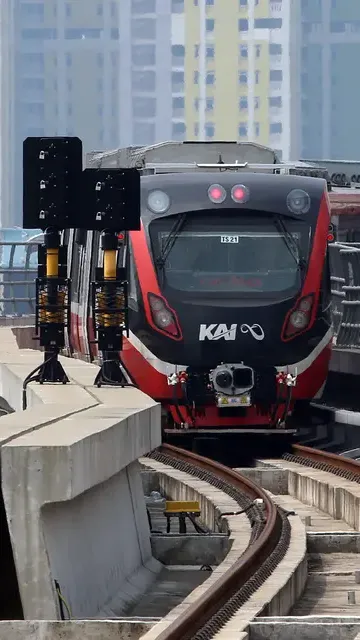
[255,122,260,136]
[194,123,199,136]
[173,96,185,113]
[270,122,282,134]
[22,28,57,39]
[238,19,249,31]
[132,44,156,66]
[132,70,156,91]
[172,71,185,90]
[194,70,199,84]
[194,44,199,57]
[239,96,248,110]
[194,98,199,110]
[172,122,186,138]
[239,44,248,58]
[239,0,248,6]
[172,0,184,12]
[97,53,104,67]
[269,96,282,108]
[131,18,156,39]
[269,43,282,55]
[239,123,248,137]
[254,18,282,28]
[254,96,260,109]
[65,3,71,17]
[255,44,261,57]
[206,19,215,32]
[270,70,283,82]
[205,123,215,138]
[66,53,72,67]
[133,96,157,118]
[206,97,214,111]
[239,71,248,84]
[111,29,119,39]
[96,3,103,16]
[207,45,215,58]
[255,70,260,84]
[172,44,185,64]
[65,29,102,39]
[20,3,44,19]
[206,71,215,84]
[133,0,156,13]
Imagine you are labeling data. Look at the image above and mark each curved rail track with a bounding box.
[145,443,291,640]
[286,443,360,483]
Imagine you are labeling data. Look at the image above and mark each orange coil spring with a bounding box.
[39,289,66,324]
[96,290,125,328]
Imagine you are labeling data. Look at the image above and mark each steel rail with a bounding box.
[289,444,360,482]
[148,443,285,640]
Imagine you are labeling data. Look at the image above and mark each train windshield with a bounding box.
[150,212,310,298]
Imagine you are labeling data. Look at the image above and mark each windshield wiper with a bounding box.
[155,212,187,269]
[274,216,306,271]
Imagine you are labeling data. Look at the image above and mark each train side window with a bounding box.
[91,231,100,280]
[321,249,331,311]
[71,230,87,302]
[128,241,138,307]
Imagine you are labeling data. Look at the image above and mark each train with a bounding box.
[59,141,341,449]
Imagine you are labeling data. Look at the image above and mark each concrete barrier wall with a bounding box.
[0,328,162,620]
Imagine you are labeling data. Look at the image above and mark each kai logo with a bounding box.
[199,324,237,341]
[199,323,265,341]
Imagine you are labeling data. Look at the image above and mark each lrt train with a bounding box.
[67,142,334,447]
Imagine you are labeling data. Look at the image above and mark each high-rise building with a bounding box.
[300,0,360,161]
[0,0,185,227]
[183,0,299,161]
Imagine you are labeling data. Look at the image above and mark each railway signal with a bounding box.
[22,136,141,387]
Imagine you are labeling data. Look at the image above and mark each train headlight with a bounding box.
[208,184,227,204]
[231,184,249,204]
[148,190,170,214]
[286,189,311,215]
[288,309,308,330]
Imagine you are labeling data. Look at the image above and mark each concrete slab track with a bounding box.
[0,328,162,621]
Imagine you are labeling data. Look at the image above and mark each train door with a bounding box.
[69,230,87,357]
[77,231,94,360]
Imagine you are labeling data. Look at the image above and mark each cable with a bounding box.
[55,581,72,620]
[22,353,57,410]
[97,359,137,387]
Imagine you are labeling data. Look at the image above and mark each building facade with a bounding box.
[300,0,360,161]
[0,0,184,227]
[183,0,299,160]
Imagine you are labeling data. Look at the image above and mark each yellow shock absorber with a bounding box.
[103,249,117,328]
[46,247,59,278]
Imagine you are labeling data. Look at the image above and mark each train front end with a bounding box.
[123,171,333,445]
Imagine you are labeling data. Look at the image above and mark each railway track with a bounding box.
[286,443,360,481]
[141,442,360,640]
[142,443,293,640]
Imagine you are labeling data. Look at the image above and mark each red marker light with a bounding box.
[327,233,334,242]
[231,184,249,204]
[118,233,125,241]
[208,184,226,204]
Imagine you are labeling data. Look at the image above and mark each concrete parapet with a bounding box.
[0,619,155,640]
[250,617,360,640]
[0,328,162,620]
